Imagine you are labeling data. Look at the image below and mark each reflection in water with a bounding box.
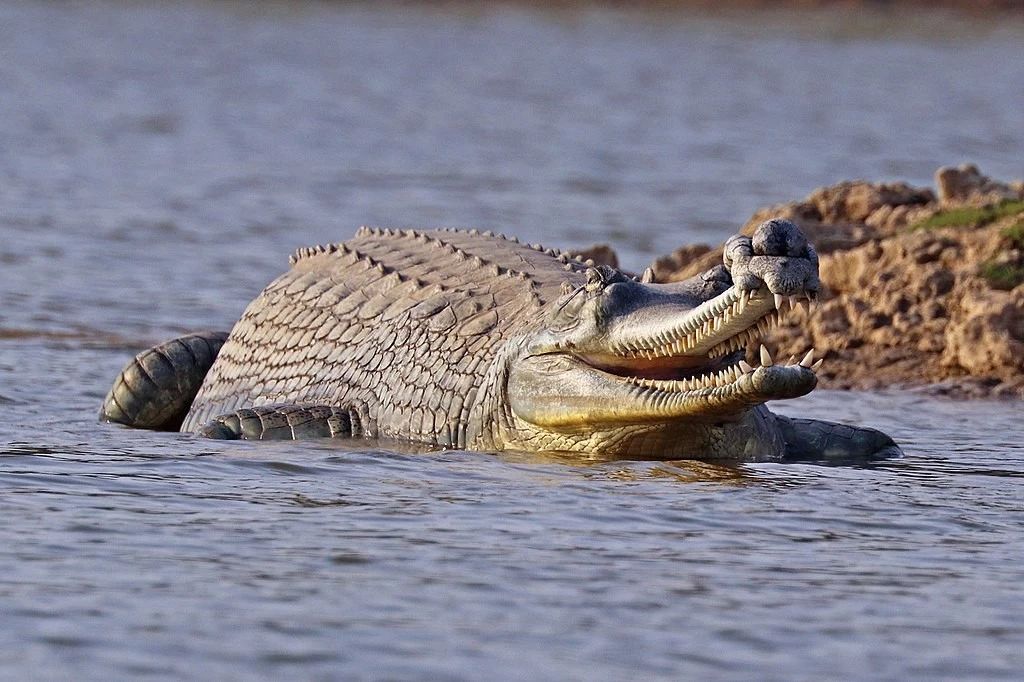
[500,448,752,483]
[645,460,750,484]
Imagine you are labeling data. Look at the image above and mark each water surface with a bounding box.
[1,1,1023,678]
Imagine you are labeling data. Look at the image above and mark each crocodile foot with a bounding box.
[776,415,903,462]
[198,404,363,440]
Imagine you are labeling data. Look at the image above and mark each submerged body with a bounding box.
[102,221,899,460]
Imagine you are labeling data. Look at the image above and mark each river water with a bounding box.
[1,1,1023,679]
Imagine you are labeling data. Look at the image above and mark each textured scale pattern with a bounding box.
[196,405,362,441]
[102,331,229,430]
[180,228,596,446]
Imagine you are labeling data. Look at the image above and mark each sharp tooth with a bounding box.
[800,348,815,368]
[739,359,754,373]
[641,267,655,284]
[760,345,773,366]
[773,293,784,309]
[811,358,823,372]
[788,295,798,309]
[786,355,796,366]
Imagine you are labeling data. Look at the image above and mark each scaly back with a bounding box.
[180,228,595,445]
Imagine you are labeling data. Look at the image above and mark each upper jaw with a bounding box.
[597,284,817,363]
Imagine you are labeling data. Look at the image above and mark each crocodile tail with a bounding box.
[100,331,229,431]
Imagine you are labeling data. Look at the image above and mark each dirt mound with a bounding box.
[654,165,1024,397]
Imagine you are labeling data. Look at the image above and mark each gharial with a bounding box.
[100,219,901,461]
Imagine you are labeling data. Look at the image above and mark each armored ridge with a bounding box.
[180,228,598,447]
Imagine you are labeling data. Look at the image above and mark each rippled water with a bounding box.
[1,1,1023,678]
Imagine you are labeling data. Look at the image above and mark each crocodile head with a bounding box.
[502,221,821,458]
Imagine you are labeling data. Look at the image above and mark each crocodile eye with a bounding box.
[584,265,628,293]
[548,287,587,332]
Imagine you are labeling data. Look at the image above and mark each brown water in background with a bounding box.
[1,1,1023,679]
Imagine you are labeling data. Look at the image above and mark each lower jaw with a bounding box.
[617,364,819,422]
[581,342,822,400]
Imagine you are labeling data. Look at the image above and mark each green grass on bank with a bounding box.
[978,217,1024,290]
[1000,218,1024,250]
[980,261,1024,291]
[913,198,1024,231]
[913,201,1024,291]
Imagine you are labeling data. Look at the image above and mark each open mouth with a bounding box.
[509,284,823,428]
[578,285,823,394]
